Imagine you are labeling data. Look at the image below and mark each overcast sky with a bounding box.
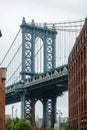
[0,0,87,60]
[0,0,87,119]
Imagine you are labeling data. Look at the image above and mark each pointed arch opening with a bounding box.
[35,37,44,73]
[35,100,43,128]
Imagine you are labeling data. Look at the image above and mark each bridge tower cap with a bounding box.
[31,19,35,25]
[44,22,47,29]
[52,24,55,29]
[22,17,26,24]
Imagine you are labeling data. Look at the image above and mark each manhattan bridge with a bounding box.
[0,17,85,127]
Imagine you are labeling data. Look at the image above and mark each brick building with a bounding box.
[68,18,87,130]
[0,68,6,130]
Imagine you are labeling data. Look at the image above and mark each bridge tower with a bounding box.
[20,17,57,79]
[20,18,57,128]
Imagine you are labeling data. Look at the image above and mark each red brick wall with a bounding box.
[0,68,6,130]
[68,18,87,130]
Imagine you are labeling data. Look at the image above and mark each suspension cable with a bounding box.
[0,29,21,66]
[35,44,43,56]
[6,63,21,85]
[43,19,85,25]
[6,44,22,68]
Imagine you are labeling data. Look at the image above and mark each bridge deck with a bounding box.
[6,64,68,105]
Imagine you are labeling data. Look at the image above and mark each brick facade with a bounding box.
[68,18,87,130]
[0,68,6,130]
